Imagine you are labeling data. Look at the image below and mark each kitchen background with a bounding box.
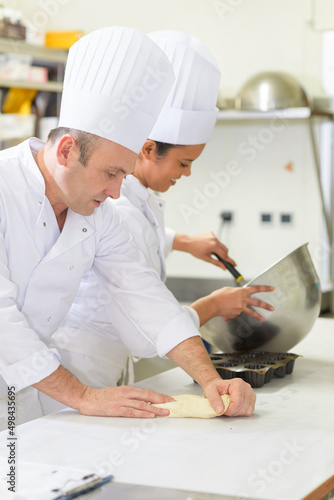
[1,0,333,377]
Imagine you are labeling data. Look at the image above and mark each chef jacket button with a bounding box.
[43,222,46,227]
[69,265,74,270]
[82,228,87,232]
[159,203,163,207]
[47,316,51,322]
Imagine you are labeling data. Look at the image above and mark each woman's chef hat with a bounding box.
[147,30,221,145]
[58,27,175,154]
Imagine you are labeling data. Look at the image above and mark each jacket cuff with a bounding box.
[164,227,176,258]
[0,349,60,394]
[156,311,200,358]
[182,305,200,329]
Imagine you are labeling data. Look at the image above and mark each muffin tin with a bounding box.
[210,351,300,388]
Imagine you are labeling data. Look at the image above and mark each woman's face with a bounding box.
[135,142,205,192]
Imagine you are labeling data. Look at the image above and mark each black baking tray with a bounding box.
[210,351,300,388]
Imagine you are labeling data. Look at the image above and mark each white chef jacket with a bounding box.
[111,175,200,329]
[56,175,200,366]
[116,175,175,282]
[0,139,200,397]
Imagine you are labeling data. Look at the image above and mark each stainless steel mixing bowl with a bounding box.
[200,243,321,353]
[234,71,309,111]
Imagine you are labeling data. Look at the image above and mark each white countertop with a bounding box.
[0,318,333,500]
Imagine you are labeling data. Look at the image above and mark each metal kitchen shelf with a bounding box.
[0,78,63,92]
[0,37,68,64]
[217,107,311,120]
[0,36,67,137]
[0,37,66,92]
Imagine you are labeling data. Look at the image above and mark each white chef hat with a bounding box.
[58,27,175,154]
[146,30,221,145]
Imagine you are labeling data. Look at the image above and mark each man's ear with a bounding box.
[56,135,78,166]
[140,140,158,161]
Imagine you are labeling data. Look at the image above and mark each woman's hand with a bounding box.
[172,231,236,268]
[208,286,274,322]
[190,286,274,326]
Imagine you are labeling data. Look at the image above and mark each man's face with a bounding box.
[55,137,137,216]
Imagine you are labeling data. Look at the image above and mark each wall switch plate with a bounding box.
[261,213,273,223]
[281,213,293,224]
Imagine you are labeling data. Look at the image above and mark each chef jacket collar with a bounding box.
[18,138,96,236]
[23,137,46,191]
[122,174,166,209]
[122,174,150,203]
[20,138,48,223]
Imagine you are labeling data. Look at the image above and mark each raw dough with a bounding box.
[152,394,231,418]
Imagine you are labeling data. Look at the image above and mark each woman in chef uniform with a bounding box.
[113,31,274,325]
[116,29,234,287]
[53,30,273,389]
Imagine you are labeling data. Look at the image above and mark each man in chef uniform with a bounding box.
[0,26,255,430]
[53,30,273,394]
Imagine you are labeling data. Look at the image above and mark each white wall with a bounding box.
[162,118,326,283]
[8,0,330,286]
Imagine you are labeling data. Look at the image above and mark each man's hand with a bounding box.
[166,337,255,417]
[172,231,236,268]
[78,385,173,418]
[34,365,173,418]
[203,377,256,417]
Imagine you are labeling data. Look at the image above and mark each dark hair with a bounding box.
[154,141,180,158]
[47,127,102,166]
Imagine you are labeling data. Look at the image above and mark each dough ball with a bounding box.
[152,394,231,418]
